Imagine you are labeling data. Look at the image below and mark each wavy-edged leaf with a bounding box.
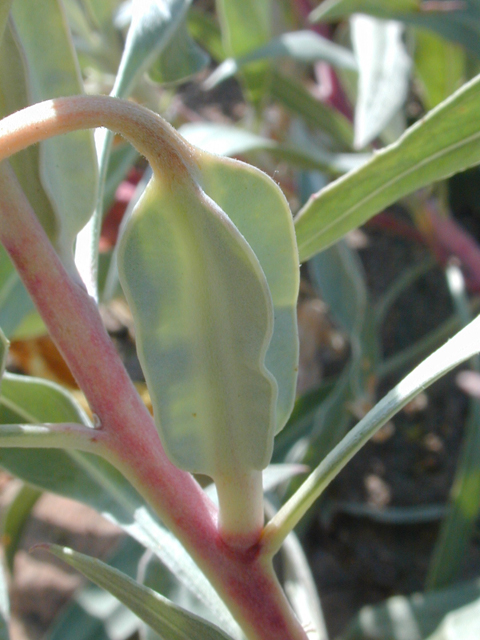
[341,578,480,640]
[0,374,239,638]
[10,0,97,266]
[295,73,480,262]
[205,30,356,89]
[193,151,299,434]
[118,173,276,478]
[180,122,367,174]
[43,545,233,640]
[351,14,411,148]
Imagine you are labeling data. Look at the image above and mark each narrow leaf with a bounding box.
[295,73,480,262]
[351,14,411,148]
[43,545,233,640]
[205,30,356,89]
[0,325,7,385]
[10,0,97,266]
[3,484,41,573]
[264,311,480,550]
[310,0,420,22]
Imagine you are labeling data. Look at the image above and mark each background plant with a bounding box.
[2,1,480,640]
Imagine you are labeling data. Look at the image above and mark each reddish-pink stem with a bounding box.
[0,95,310,640]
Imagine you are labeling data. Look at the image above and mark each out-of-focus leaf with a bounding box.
[46,536,145,640]
[0,0,12,40]
[295,73,480,262]
[3,483,41,573]
[205,30,356,89]
[341,579,480,640]
[414,28,465,110]
[0,325,7,383]
[311,0,480,61]
[10,0,97,267]
[43,545,233,640]
[148,22,209,84]
[351,14,411,148]
[215,0,272,102]
[0,374,238,637]
[271,70,354,148]
[0,559,8,640]
[180,122,368,174]
[426,597,480,640]
[311,0,421,22]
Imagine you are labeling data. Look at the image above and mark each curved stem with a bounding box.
[0,98,310,636]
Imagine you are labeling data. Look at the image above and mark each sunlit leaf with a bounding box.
[351,14,411,148]
[295,73,480,262]
[43,545,233,640]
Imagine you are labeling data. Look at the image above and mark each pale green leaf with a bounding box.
[10,0,97,266]
[295,73,480,262]
[341,579,480,640]
[193,152,299,434]
[111,0,193,98]
[44,545,233,640]
[0,374,238,636]
[205,30,356,89]
[351,14,411,148]
[0,325,7,385]
[118,173,277,477]
[0,0,11,41]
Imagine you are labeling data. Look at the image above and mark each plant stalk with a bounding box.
[0,96,310,639]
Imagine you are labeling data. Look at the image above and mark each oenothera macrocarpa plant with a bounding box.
[4,81,480,639]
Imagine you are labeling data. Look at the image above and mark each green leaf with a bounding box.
[118,174,277,479]
[215,0,272,102]
[351,14,411,148]
[180,122,367,175]
[3,484,41,573]
[341,578,480,640]
[264,310,480,549]
[10,0,97,267]
[205,30,356,89]
[46,536,145,640]
[0,0,11,41]
[310,0,420,22]
[43,545,233,640]
[271,70,353,148]
[148,21,209,85]
[414,28,465,110]
[294,72,480,262]
[0,325,7,386]
[0,374,238,636]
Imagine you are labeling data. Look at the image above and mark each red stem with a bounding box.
[0,94,309,639]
